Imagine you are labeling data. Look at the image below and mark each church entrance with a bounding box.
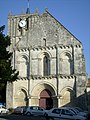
[39,89,53,109]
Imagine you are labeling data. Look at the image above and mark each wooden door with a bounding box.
[39,89,53,109]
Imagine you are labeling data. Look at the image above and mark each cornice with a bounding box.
[17,74,76,81]
[13,43,82,52]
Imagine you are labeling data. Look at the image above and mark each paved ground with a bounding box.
[0,114,47,120]
[0,114,90,120]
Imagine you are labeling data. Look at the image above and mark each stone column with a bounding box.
[28,48,31,106]
[58,97,61,107]
[52,97,58,108]
[57,95,64,107]
[28,97,31,106]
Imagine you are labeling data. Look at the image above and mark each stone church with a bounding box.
[6,8,87,110]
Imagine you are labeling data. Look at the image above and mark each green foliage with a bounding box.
[0,26,19,89]
[8,107,14,113]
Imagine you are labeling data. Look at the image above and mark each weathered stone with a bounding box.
[6,10,87,110]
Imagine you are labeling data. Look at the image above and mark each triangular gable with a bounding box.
[16,11,82,48]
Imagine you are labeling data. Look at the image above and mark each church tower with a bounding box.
[6,5,87,110]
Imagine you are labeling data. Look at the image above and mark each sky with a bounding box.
[0,0,90,78]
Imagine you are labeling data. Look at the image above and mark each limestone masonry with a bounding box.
[6,9,87,110]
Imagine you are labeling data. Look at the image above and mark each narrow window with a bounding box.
[43,55,50,76]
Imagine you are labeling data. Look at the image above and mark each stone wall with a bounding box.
[7,10,87,109]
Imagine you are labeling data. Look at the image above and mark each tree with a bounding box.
[0,25,19,91]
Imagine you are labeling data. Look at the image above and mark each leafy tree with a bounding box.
[0,25,19,90]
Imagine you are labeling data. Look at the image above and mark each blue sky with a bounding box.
[0,0,90,78]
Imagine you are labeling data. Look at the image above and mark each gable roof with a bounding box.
[15,10,82,48]
[46,10,81,44]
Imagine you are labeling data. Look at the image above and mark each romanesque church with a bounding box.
[6,8,87,110]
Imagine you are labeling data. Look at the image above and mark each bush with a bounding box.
[8,108,14,113]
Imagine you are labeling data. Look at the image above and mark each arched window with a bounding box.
[38,52,51,76]
[60,52,73,75]
[43,54,50,76]
[17,55,29,77]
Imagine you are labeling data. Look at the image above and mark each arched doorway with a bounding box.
[60,88,75,107]
[15,88,28,107]
[39,89,53,110]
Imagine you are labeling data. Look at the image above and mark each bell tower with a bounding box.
[8,0,31,48]
[8,0,40,49]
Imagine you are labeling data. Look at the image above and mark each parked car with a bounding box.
[0,102,6,106]
[47,107,87,120]
[64,107,88,118]
[74,107,88,114]
[14,106,24,114]
[23,106,28,115]
[0,105,9,114]
[24,106,48,116]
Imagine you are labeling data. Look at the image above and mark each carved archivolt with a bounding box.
[31,82,57,97]
[16,53,29,77]
[59,50,73,75]
[60,50,72,60]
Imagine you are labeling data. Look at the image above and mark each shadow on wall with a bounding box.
[61,90,90,112]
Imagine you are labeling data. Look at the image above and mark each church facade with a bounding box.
[6,9,87,109]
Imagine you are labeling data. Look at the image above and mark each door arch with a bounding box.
[60,87,75,107]
[15,88,28,107]
[39,89,53,109]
